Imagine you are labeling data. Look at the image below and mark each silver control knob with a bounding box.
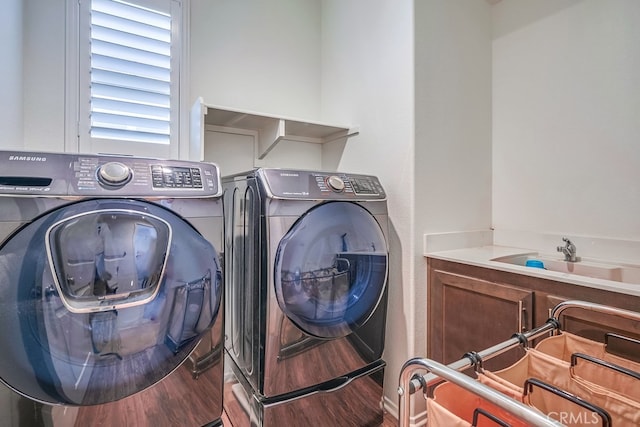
[326,175,345,192]
[98,162,132,186]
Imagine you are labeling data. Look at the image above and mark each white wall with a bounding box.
[415,1,493,236]
[190,0,324,169]
[412,1,493,421]
[0,0,24,150]
[22,0,66,152]
[414,0,493,344]
[320,0,414,412]
[492,0,640,242]
[190,0,321,120]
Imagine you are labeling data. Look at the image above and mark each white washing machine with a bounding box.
[223,168,388,426]
[0,151,224,426]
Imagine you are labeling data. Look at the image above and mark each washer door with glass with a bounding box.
[0,199,222,406]
[274,201,388,338]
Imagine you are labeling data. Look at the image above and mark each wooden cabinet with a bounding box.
[428,268,532,371]
[536,292,640,360]
[427,258,640,370]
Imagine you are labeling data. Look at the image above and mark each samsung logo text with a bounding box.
[9,156,47,162]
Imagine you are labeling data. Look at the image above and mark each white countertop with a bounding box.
[425,245,640,297]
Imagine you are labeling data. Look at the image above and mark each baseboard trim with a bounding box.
[383,395,427,427]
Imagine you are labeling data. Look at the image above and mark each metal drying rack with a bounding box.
[397,300,640,427]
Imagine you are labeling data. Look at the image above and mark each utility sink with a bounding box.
[491,253,640,285]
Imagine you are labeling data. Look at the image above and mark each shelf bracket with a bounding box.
[257,119,285,159]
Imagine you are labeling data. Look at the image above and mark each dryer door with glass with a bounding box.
[0,199,222,406]
[274,201,388,339]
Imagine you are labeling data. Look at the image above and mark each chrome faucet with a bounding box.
[557,237,578,262]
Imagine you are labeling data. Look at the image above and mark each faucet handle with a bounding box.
[558,237,578,262]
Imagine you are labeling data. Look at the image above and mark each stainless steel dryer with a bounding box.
[0,151,224,427]
[223,168,388,426]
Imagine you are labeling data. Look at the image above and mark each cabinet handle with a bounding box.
[518,301,527,332]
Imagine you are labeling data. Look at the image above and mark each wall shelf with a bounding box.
[189,98,359,161]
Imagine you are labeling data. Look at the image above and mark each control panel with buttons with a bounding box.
[151,166,204,189]
[260,169,385,200]
[0,151,221,198]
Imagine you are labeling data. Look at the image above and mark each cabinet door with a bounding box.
[428,269,533,371]
[538,293,640,362]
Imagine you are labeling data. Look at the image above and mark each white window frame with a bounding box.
[65,0,189,159]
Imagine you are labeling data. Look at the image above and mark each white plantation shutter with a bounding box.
[72,0,183,157]
[90,0,171,144]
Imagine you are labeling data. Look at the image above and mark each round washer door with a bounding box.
[274,201,388,338]
[0,199,222,405]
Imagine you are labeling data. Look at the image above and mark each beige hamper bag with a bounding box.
[477,348,639,426]
[427,380,534,427]
[535,331,640,402]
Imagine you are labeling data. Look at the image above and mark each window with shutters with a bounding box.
[68,0,186,158]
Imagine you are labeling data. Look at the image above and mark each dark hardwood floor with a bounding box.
[221,407,397,426]
[74,357,223,426]
[221,376,397,427]
[382,411,398,427]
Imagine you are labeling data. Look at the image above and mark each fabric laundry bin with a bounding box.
[477,347,640,427]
